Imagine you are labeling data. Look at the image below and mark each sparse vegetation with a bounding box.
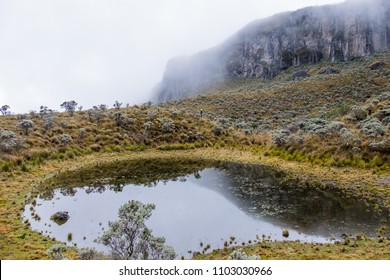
[227,249,261,260]
[0,130,23,152]
[60,101,78,116]
[1,49,390,260]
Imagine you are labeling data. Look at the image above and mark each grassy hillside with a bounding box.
[2,51,390,173]
[0,105,225,172]
[163,50,390,171]
[1,50,390,260]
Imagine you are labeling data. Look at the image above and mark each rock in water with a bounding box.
[51,211,70,225]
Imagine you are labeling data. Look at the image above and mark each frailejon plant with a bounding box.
[227,250,260,260]
[60,100,78,116]
[0,130,23,152]
[18,119,34,135]
[47,244,68,260]
[99,200,176,260]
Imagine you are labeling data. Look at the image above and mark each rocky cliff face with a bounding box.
[154,0,390,103]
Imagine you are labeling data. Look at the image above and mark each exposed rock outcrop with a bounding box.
[154,0,390,103]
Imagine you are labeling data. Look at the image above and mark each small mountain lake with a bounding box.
[24,158,389,258]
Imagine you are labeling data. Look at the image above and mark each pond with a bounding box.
[24,158,389,258]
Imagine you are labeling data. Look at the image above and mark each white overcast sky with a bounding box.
[0,0,345,113]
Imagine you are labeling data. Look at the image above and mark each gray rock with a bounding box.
[369,60,385,70]
[154,0,390,103]
[319,67,340,75]
[50,211,70,225]
[292,70,309,81]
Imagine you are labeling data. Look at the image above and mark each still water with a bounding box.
[24,159,388,258]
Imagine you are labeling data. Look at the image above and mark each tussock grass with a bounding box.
[1,51,390,259]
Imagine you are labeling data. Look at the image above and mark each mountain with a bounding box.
[154,0,390,103]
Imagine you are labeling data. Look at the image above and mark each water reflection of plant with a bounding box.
[99,200,176,260]
[37,158,214,199]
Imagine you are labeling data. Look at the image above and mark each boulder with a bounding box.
[51,211,70,225]
[292,70,309,81]
[369,60,385,70]
[154,1,390,103]
[319,67,340,75]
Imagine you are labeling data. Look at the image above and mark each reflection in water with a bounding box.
[24,159,389,258]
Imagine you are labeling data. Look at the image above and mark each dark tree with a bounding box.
[60,101,78,116]
[113,101,122,110]
[0,105,10,115]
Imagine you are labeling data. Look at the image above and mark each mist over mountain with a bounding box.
[154,0,390,103]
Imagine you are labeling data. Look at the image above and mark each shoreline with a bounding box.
[1,148,389,259]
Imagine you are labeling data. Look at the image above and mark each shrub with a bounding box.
[0,130,23,152]
[79,128,86,139]
[360,118,385,138]
[0,105,10,115]
[43,114,55,131]
[368,141,388,152]
[39,105,54,117]
[147,111,158,121]
[160,118,175,133]
[20,163,29,172]
[217,118,231,129]
[235,121,248,129]
[77,248,104,260]
[1,161,12,172]
[352,147,362,153]
[126,117,135,126]
[378,92,390,102]
[60,134,72,146]
[329,104,351,118]
[19,119,34,135]
[113,101,123,110]
[143,121,153,131]
[60,100,77,116]
[90,106,105,124]
[99,200,176,260]
[47,244,68,260]
[212,125,223,136]
[59,120,68,129]
[327,121,345,134]
[271,129,290,146]
[286,133,304,146]
[299,118,327,132]
[339,128,356,147]
[373,108,390,121]
[228,250,260,260]
[113,111,125,127]
[381,116,390,125]
[349,106,368,121]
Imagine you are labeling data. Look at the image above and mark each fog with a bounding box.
[0,0,345,113]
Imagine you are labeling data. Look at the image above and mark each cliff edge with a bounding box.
[154,0,390,103]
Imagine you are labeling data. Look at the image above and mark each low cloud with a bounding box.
[0,0,343,113]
